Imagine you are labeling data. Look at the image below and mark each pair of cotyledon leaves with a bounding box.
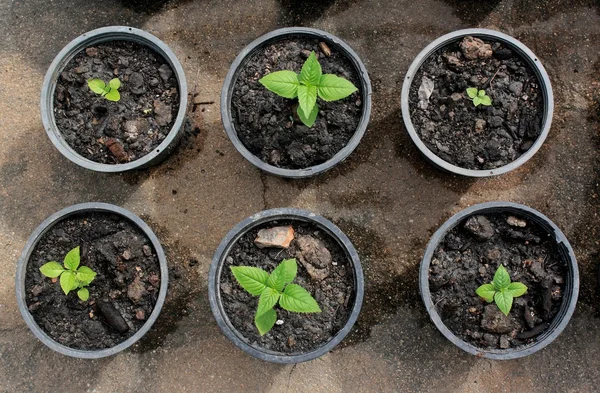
[39,246,97,301]
[466,87,492,107]
[88,78,122,102]
[475,264,527,316]
[259,52,358,127]
[230,258,321,336]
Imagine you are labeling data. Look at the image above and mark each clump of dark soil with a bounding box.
[231,37,363,169]
[429,213,567,350]
[220,220,355,354]
[409,36,544,170]
[25,213,161,350]
[53,41,180,164]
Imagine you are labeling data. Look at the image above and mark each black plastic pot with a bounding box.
[220,27,372,178]
[40,26,188,173]
[15,202,169,359]
[401,28,554,177]
[419,202,578,360]
[208,208,364,363]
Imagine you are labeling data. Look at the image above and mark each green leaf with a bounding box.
[299,52,322,86]
[506,282,527,297]
[297,102,319,128]
[259,70,300,99]
[492,265,511,290]
[473,96,482,106]
[60,271,76,295]
[256,287,280,316]
[63,246,80,271]
[475,283,496,303]
[279,284,321,313]
[108,78,121,90]
[298,84,317,120]
[230,266,269,296]
[317,74,358,101]
[88,79,107,95]
[39,261,65,278]
[480,95,492,106]
[466,88,478,99]
[104,89,121,102]
[267,259,298,291]
[478,89,486,97]
[254,308,277,336]
[494,290,513,316]
[76,265,97,286]
[77,287,90,301]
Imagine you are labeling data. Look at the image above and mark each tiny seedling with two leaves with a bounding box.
[259,51,357,128]
[88,78,122,102]
[230,258,321,335]
[39,246,97,301]
[476,265,527,316]
[466,87,492,107]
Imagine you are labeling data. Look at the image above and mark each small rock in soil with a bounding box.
[142,245,152,256]
[85,47,98,57]
[481,305,514,334]
[153,100,173,127]
[524,306,535,329]
[158,64,173,83]
[506,216,527,227]
[96,299,129,333]
[418,75,435,110]
[499,335,510,349]
[483,333,498,346]
[135,309,146,320]
[122,249,133,260]
[275,319,284,325]
[31,285,43,296]
[129,72,145,95]
[28,302,41,312]
[509,81,523,96]
[520,140,534,152]
[105,138,129,163]
[254,226,295,249]
[464,215,495,240]
[459,36,493,60]
[295,235,332,268]
[475,119,487,133]
[124,118,151,136]
[127,276,147,303]
[450,92,463,102]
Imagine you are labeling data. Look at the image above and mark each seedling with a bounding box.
[476,265,527,316]
[259,51,357,127]
[88,78,121,102]
[39,246,97,301]
[466,87,492,107]
[230,258,321,335]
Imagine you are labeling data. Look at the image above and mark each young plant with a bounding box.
[230,258,321,335]
[466,87,492,107]
[476,265,527,316]
[39,246,97,301]
[259,51,357,127]
[87,78,121,102]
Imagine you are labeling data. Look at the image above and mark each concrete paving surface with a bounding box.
[1,0,600,391]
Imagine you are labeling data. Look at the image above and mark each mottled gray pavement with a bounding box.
[1,0,599,392]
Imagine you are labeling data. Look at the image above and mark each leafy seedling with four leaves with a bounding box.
[466,87,492,107]
[476,264,527,316]
[230,258,321,335]
[39,246,97,301]
[259,51,358,127]
[88,78,121,102]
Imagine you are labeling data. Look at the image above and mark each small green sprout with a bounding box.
[230,258,321,335]
[466,87,492,107]
[87,78,121,102]
[476,265,527,316]
[259,51,358,128]
[39,246,97,301]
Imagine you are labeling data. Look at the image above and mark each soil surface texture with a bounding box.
[53,41,180,164]
[220,220,355,354]
[231,37,363,169]
[428,212,567,350]
[25,213,161,350]
[409,36,544,170]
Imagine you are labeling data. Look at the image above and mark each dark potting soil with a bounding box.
[231,37,363,169]
[220,220,355,354]
[25,213,161,350]
[53,41,180,164]
[429,213,567,350]
[409,37,544,170]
